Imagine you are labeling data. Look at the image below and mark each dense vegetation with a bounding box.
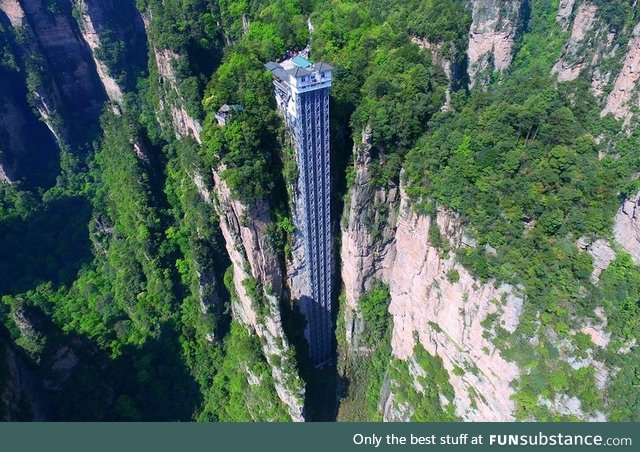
[402,0,640,421]
[1,0,640,422]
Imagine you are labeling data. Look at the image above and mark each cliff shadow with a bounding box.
[280,295,339,421]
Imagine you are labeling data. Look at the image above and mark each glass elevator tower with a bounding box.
[265,56,333,367]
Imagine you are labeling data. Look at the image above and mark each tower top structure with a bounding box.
[265,56,333,94]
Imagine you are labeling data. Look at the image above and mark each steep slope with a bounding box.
[467,0,527,87]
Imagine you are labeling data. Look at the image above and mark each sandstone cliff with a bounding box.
[552,2,602,83]
[467,0,524,87]
[340,129,399,351]
[213,170,305,421]
[614,192,640,264]
[72,0,125,103]
[385,191,523,421]
[602,24,640,123]
[19,0,107,125]
[556,0,577,30]
[146,25,305,419]
[340,130,523,420]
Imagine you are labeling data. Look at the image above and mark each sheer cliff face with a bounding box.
[552,2,602,83]
[339,1,640,423]
[387,193,523,421]
[151,46,203,142]
[72,0,131,104]
[602,24,640,123]
[614,192,640,264]
[145,21,305,421]
[341,129,400,347]
[551,2,640,122]
[212,171,305,422]
[467,0,525,87]
[0,0,144,183]
[340,136,523,420]
[19,0,107,124]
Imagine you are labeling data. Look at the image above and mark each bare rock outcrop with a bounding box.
[467,0,524,87]
[0,0,24,26]
[72,0,124,103]
[144,9,300,419]
[212,170,305,422]
[556,0,577,29]
[0,164,10,184]
[576,237,616,283]
[0,72,60,185]
[153,48,203,141]
[340,129,399,349]
[614,192,640,264]
[601,24,640,123]
[386,190,523,421]
[340,144,524,419]
[18,0,107,124]
[552,2,620,96]
[552,3,599,82]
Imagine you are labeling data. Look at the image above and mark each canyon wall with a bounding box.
[340,132,523,421]
[467,0,525,87]
[213,171,305,421]
[602,23,640,123]
[614,192,640,264]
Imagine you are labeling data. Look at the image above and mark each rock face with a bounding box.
[602,24,640,123]
[552,3,599,82]
[19,0,107,125]
[153,47,203,142]
[467,0,524,87]
[386,190,523,421]
[552,2,622,97]
[576,237,616,284]
[0,0,24,26]
[213,170,305,421]
[614,192,640,264]
[72,0,126,103]
[0,70,61,186]
[340,135,524,421]
[143,7,302,420]
[556,0,577,29]
[340,129,399,350]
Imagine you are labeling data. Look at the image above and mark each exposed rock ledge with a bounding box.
[0,0,24,26]
[556,0,577,30]
[387,188,524,421]
[614,192,640,264]
[467,0,523,87]
[340,128,399,349]
[576,237,616,284]
[340,130,523,420]
[73,0,123,104]
[552,3,598,82]
[602,23,640,123]
[212,169,305,422]
[153,48,203,142]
